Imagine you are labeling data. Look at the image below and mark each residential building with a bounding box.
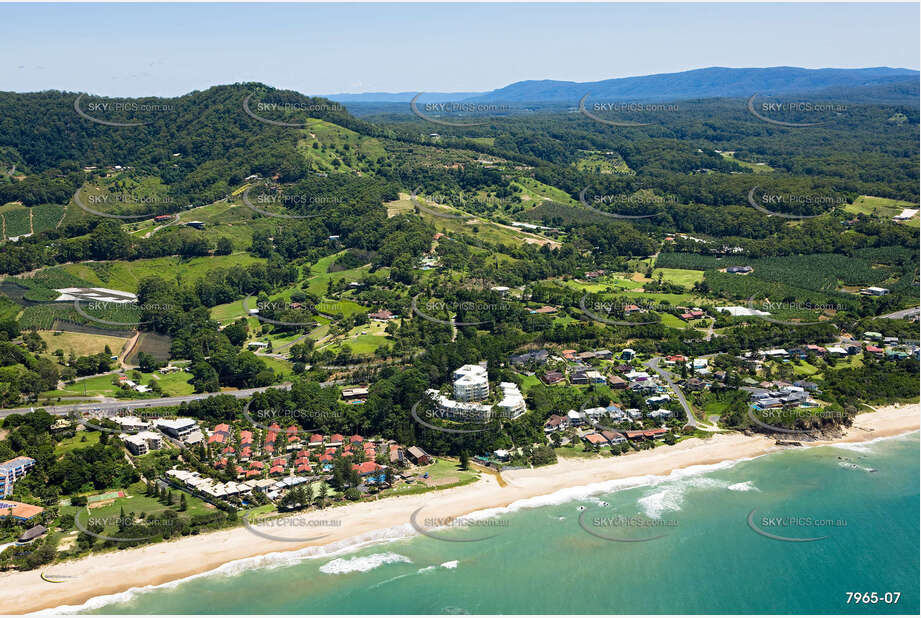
[585,370,605,384]
[17,524,47,543]
[583,433,609,448]
[624,428,668,441]
[600,430,626,445]
[407,446,432,465]
[166,469,252,499]
[155,418,198,440]
[624,370,650,380]
[122,431,162,456]
[607,375,628,389]
[342,386,369,400]
[583,407,608,421]
[352,461,384,477]
[544,414,568,433]
[426,389,493,422]
[0,457,36,498]
[452,363,489,401]
[114,416,149,433]
[496,382,527,419]
[0,500,43,522]
[509,349,549,366]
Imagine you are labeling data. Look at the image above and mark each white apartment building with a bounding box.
[114,416,150,433]
[155,418,198,440]
[496,382,526,420]
[121,431,163,456]
[452,363,489,401]
[426,389,493,422]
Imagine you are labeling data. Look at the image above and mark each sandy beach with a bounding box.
[4,404,918,614]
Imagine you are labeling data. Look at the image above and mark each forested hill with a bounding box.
[0,84,372,204]
[464,66,920,104]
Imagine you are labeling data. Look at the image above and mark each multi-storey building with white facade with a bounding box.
[452,363,489,401]
[496,382,526,419]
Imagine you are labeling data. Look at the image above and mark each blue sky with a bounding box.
[0,3,917,97]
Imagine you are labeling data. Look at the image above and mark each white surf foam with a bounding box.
[319,551,411,575]
[48,431,918,614]
[728,480,759,492]
[36,524,417,614]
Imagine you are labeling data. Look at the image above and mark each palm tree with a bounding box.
[384,466,395,488]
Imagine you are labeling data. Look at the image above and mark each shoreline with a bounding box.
[5,403,918,615]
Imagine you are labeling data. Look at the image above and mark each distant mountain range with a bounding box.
[323,66,919,104]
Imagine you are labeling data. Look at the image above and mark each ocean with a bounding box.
[60,432,919,615]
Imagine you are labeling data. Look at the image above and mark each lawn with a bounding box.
[54,430,101,456]
[0,202,32,238]
[659,313,689,329]
[42,373,121,398]
[210,299,248,323]
[256,355,293,379]
[572,151,634,176]
[561,276,644,294]
[388,193,547,248]
[41,368,193,399]
[516,373,542,393]
[378,458,478,498]
[322,322,392,356]
[38,330,131,359]
[59,253,264,294]
[512,177,581,207]
[791,360,821,376]
[294,118,387,173]
[148,370,195,394]
[718,151,774,173]
[64,481,214,538]
[652,268,705,287]
[845,196,918,227]
[304,260,377,298]
[553,446,600,459]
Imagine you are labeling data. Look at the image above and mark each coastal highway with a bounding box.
[878,306,920,320]
[0,380,344,419]
[644,356,699,429]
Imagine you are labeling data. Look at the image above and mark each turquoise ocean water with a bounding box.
[65,433,918,615]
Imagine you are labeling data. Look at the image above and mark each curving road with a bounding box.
[644,357,699,429]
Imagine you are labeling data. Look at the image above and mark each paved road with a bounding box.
[878,306,920,320]
[0,383,293,418]
[644,357,699,429]
[2,376,357,419]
